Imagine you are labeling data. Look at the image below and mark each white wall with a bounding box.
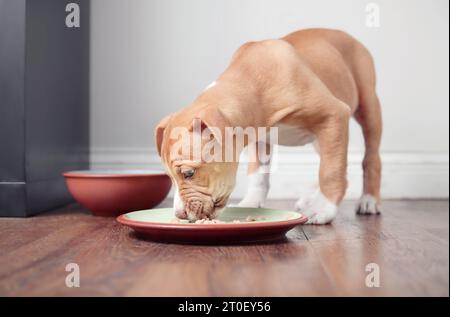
[90,0,449,199]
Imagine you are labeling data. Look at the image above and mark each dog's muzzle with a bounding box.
[185,197,215,221]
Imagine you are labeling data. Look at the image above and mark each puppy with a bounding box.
[155,28,382,224]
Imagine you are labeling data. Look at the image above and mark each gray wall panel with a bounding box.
[0,0,26,182]
[26,0,90,182]
[0,0,90,216]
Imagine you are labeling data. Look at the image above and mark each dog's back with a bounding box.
[283,28,376,112]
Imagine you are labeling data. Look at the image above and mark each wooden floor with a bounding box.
[0,199,448,296]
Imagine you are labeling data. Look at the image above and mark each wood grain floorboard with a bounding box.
[0,199,448,296]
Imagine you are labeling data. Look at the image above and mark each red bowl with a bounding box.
[63,170,172,217]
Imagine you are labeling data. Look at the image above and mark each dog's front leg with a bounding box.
[237,142,271,208]
[296,104,350,224]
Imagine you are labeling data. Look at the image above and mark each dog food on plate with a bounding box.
[170,216,266,224]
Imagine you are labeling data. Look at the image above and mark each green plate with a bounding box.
[117,207,308,244]
[123,207,301,224]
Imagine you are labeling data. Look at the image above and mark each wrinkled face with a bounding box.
[168,159,238,221]
[156,112,239,221]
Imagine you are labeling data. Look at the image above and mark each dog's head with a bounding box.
[155,107,239,221]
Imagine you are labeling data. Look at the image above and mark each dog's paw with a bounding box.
[295,190,338,224]
[236,172,269,208]
[236,192,266,208]
[356,194,382,215]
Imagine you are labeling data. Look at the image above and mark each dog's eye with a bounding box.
[182,169,195,179]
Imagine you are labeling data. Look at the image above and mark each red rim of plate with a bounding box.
[116,212,308,231]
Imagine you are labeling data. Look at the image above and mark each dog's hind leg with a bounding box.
[354,93,382,214]
[237,142,271,208]
[352,48,383,215]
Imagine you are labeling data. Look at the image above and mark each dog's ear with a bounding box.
[190,107,231,145]
[155,115,172,156]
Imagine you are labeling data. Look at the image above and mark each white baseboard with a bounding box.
[90,147,449,200]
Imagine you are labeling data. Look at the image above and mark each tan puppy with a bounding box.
[155,28,382,224]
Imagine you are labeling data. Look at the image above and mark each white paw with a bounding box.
[295,190,338,224]
[236,191,267,208]
[356,194,382,215]
[236,171,269,208]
